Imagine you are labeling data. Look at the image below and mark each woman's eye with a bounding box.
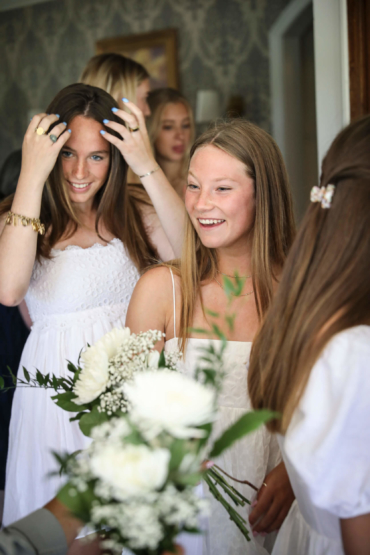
[162,125,173,131]
[187,183,198,190]
[182,124,191,129]
[91,155,103,161]
[61,150,72,158]
[217,186,231,192]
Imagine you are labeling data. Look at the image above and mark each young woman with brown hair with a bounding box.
[0,83,185,529]
[147,88,195,199]
[248,115,370,555]
[126,119,296,554]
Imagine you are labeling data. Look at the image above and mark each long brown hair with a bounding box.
[248,115,370,434]
[79,53,149,106]
[147,88,195,180]
[173,119,295,351]
[0,84,157,271]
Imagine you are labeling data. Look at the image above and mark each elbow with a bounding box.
[0,287,24,307]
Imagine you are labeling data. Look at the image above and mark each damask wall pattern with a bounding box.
[0,0,291,168]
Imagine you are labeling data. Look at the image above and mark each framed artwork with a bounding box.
[96,29,179,90]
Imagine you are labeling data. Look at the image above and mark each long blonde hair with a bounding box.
[147,88,195,181]
[173,119,295,351]
[79,53,149,105]
[0,84,157,271]
[248,115,370,434]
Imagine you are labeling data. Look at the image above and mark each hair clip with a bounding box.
[310,184,335,209]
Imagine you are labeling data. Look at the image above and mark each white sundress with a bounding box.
[3,238,140,526]
[165,270,281,555]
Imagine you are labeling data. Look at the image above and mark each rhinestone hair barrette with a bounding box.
[310,184,335,209]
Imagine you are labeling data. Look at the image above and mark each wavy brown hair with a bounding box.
[170,119,295,351]
[0,83,157,271]
[248,115,370,434]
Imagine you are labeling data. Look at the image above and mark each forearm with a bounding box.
[140,168,185,258]
[341,514,370,555]
[0,177,43,305]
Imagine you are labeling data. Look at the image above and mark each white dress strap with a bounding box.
[169,268,177,339]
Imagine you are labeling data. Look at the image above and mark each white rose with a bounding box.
[147,350,160,369]
[123,370,217,439]
[90,443,170,500]
[73,327,131,404]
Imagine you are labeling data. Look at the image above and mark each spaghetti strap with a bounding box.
[169,268,177,339]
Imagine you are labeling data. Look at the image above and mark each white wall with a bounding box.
[313,0,350,170]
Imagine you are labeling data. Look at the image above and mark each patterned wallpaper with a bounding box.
[0,0,291,169]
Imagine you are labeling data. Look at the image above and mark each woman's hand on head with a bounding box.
[101,100,157,177]
[21,114,71,187]
[248,461,295,535]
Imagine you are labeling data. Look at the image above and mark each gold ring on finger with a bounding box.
[129,126,140,132]
[36,126,47,135]
[262,482,267,488]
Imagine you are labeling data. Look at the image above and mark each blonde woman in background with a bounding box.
[147,88,195,199]
[126,120,296,555]
[80,52,151,116]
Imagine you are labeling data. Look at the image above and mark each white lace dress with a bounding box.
[165,273,281,555]
[3,239,140,526]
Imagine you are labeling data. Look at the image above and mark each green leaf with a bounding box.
[188,327,208,335]
[169,439,187,471]
[69,411,87,422]
[51,391,86,412]
[225,313,236,332]
[211,323,226,341]
[57,480,97,522]
[22,368,30,383]
[67,361,78,374]
[210,410,278,458]
[176,472,202,486]
[0,377,4,389]
[8,366,17,385]
[78,406,109,437]
[205,309,220,318]
[158,348,166,368]
[36,369,45,386]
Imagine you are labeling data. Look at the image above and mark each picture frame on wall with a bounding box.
[96,28,179,90]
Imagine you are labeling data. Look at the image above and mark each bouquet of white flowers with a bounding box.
[1,318,275,547]
[56,365,274,554]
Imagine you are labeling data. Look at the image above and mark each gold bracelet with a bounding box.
[5,211,45,235]
[139,165,160,179]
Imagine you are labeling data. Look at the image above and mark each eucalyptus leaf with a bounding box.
[23,368,30,383]
[210,410,278,458]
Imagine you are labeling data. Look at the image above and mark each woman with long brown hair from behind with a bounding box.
[126,119,296,554]
[248,115,370,555]
[0,82,185,540]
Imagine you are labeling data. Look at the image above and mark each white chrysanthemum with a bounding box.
[90,443,170,500]
[123,370,217,439]
[73,327,131,404]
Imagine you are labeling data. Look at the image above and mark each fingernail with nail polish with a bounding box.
[103,119,109,124]
[63,122,67,126]
[100,130,106,135]
[111,107,118,112]
[122,98,129,103]
[56,114,60,118]
[68,129,71,133]
[251,500,258,508]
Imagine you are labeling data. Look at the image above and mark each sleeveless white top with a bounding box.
[3,239,140,526]
[165,270,281,555]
